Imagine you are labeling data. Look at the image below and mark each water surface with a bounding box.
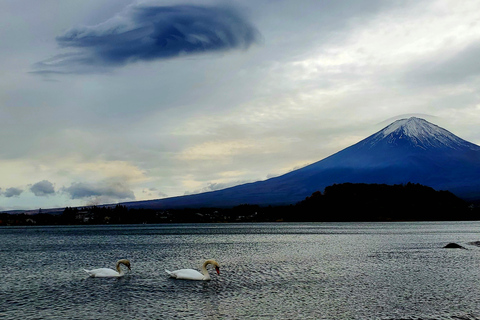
[1,222,480,319]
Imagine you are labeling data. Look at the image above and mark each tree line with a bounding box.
[1,183,478,226]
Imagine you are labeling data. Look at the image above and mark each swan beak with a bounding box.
[215,266,220,275]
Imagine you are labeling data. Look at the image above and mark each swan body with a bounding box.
[166,259,220,281]
[84,259,131,278]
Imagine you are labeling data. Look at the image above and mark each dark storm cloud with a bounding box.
[63,181,135,200]
[3,187,24,198]
[30,180,55,196]
[34,4,260,73]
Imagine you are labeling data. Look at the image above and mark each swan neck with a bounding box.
[201,264,211,280]
[115,259,130,274]
[201,261,209,276]
[201,259,218,280]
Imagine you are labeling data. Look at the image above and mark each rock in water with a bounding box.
[443,243,465,249]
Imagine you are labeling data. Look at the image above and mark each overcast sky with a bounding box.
[2,0,480,211]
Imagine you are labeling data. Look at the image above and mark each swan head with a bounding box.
[117,259,131,270]
[204,259,220,275]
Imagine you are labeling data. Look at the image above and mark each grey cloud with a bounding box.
[34,4,260,74]
[4,187,24,198]
[30,180,55,196]
[403,41,480,86]
[63,181,135,200]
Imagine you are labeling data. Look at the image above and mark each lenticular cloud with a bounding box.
[34,4,260,74]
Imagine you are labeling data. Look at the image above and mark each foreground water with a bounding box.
[1,222,480,319]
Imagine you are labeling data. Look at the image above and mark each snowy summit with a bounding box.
[369,117,480,151]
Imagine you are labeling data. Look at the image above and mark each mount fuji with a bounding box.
[122,117,480,209]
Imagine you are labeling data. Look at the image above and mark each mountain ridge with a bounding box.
[120,117,480,209]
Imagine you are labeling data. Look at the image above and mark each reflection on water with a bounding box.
[1,222,480,319]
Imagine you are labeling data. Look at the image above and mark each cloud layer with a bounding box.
[34,4,260,73]
[2,0,480,211]
[1,178,134,205]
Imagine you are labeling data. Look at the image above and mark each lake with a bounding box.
[1,222,480,319]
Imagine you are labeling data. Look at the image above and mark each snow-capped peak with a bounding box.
[369,117,479,150]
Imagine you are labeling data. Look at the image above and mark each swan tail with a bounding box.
[165,269,176,278]
[83,269,93,276]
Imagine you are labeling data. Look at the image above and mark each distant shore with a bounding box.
[1,183,479,226]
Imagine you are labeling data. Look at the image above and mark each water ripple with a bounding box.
[2,222,480,319]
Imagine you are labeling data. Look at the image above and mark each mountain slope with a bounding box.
[122,117,480,209]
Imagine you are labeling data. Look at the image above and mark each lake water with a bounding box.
[1,222,480,319]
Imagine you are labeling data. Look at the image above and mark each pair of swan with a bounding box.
[84,259,220,281]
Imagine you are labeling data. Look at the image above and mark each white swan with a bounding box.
[166,259,220,281]
[84,259,131,278]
